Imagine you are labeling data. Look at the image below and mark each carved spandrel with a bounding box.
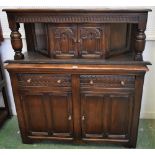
[80,28,101,39]
[55,28,75,39]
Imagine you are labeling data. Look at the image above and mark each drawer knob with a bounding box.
[90,80,94,85]
[27,79,31,83]
[82,116,85,121]
[121,81,125,86]
[77,39,81,43]
[72,65,78,69]
[57,80,61,84]
[68,115,72,121]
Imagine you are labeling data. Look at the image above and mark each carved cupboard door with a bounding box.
[48,93,73,138]
[48,24,77,58]
[78,24,106,58]
[81,93,106,139]
[105,93,133,139]
[20,92,73,139]
[21,94,49,136]
[80,92,133,140]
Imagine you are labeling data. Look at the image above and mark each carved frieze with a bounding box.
[14,14,140,23]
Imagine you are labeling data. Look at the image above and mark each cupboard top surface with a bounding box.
[5,63,149,73]
[3,8,152,13]
[4,52,151,66]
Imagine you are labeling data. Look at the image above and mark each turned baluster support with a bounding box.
[10,23,24,60]
[134,15,147,61]
[7,12,24,60]
[135,29,146,61]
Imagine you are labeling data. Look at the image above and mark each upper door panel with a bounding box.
[48,24,78,58]
[78,24,107,59]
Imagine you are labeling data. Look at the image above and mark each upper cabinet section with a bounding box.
[24,23,131,59]
[3,8,151,60]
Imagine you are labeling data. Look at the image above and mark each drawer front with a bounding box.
[17,73,71,89]
[80,75,135,89]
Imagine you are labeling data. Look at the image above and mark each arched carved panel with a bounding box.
[78,24,106,58]
[48,24,77,58]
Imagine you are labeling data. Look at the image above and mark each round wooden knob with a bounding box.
[27,79,31,83]
[57,79,61,84]
[90,80,94,85]
[82,116,85,121]
[120,81,125,86]
[72,65,78,69]
[68,115,72,121]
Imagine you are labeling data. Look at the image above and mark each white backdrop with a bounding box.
[0,6,155,118]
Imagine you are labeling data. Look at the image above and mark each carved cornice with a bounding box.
[14,14,140,23]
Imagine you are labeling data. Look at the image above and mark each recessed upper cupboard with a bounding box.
[24,23,132,59]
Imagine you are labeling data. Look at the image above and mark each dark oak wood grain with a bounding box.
[6,63,148,147]
[4,8,151,60]
[4,8,151,148]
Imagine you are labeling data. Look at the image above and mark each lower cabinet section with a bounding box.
[8,70,146,148]
[20,90,134,142]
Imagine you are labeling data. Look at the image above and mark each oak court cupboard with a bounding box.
[3,8,151,148]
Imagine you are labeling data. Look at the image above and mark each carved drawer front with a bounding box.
[17,73,71,89]
[80,75,135,89]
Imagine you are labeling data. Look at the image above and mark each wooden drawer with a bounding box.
[17,73,71,88]
[80,75,135,89]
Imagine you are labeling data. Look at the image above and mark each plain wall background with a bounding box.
[0,6,155,118]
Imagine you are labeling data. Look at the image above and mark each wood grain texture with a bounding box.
[4,9,150,60]
[4,8,150,148]
[7,63,147,147]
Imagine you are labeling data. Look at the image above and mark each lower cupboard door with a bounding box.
[21,93,73,139]
[81,93,133,140]
[105,94,133,140]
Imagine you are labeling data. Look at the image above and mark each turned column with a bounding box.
[134,15,147,61]
[7,13,24,60]
[135,28,146,61]
[10,23,24,60]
